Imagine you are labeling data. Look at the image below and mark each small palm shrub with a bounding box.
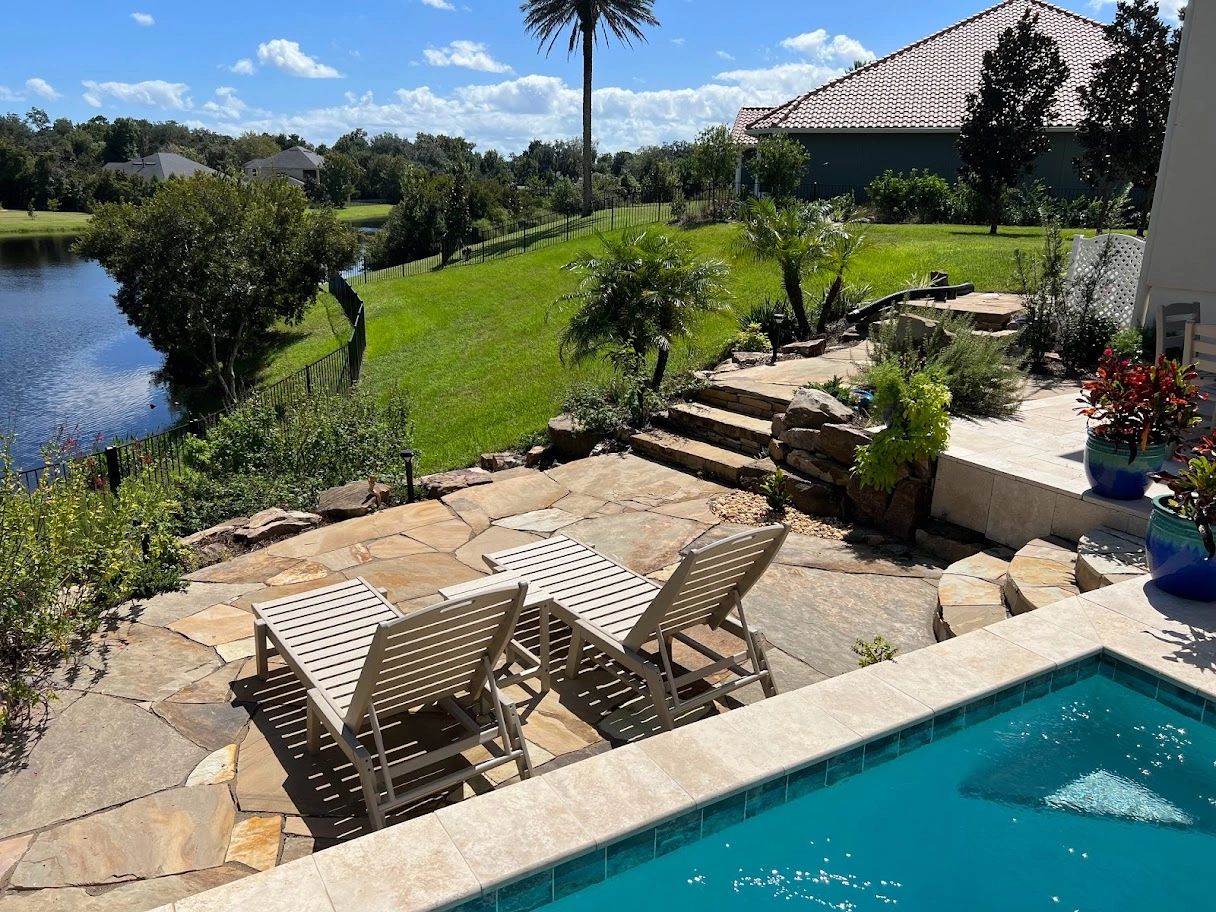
[852,635,899,667]
[758,470,791,513]
[853,361,952,493]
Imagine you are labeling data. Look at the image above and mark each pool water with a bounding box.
[546,675,1216,911]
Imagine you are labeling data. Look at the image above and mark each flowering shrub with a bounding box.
[853,361,952,493]
[1154,435,1216,558]
[1078,351,1204,457]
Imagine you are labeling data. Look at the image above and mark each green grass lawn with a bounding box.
[264,221,1097,474]
[335,202,393,223]
[0,210,92,237]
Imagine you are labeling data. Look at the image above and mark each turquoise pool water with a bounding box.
[545,674,1216,911]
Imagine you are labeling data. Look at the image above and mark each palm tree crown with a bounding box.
[521,0,659,216]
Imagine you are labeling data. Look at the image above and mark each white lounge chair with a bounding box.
[1182,319,1216,432]
[485,524,788,731]
[252,577,532,829]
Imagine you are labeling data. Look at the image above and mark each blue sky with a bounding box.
[0,0,1182,152]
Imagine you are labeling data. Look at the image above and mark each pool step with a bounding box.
[1002,537,1080,616]
[934,548,1013,640]
[1075,526,1148,592]
[658,402,772,458]
[628,429,755,485]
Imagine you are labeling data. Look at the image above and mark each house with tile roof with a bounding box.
[243,146,326,188]
[103,151,216,183]
[734,0,1109,198]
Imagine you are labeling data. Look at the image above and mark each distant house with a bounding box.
[103,152,216,183]
[243,147,325,187]
[734,0,1109,197]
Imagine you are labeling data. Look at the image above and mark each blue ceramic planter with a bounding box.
[1084,433,1169,500]
[1146,496,1216,601]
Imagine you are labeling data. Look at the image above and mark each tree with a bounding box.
[1075,0,1179,235]
[556,229,728,391]
[816,223,866,334]
[691,124,738,196]
[232,132,281,169]
[957,10,1069,235]
[549,175,581,215]
[318,150,360,208]
[443,163,472,264]
[364,172,448,269]
[734,198,832,340]
[752,135,808,202]
[77,175,358,403]
[522,0,660,217]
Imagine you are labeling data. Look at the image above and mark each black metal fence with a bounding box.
[357,188,738,284]
[17,275,369,494]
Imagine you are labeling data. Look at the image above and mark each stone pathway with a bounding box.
[0,454,944,912]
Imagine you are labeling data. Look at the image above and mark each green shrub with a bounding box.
[563,384,630,438]
[759,469,791,513]
[807,375,853,406]
[852,635,899,667]
[1014,220,1067,369]
[853,361,952,493]
[739,298,794,348]
[0,449,185,730]
[174,391,414,534]
[1107,326,1149,362]
[725,323,772,354]
[867,308,1025,419]
[864,170,954,223]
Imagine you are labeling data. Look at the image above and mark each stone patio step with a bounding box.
[1003,537,1080,615]
[1076,526,1149,592]
[628,429,755,485]
[935,548,1012,640]
[659,402,772,457]
[697,380,791,421]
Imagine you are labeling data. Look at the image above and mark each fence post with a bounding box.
[104,446,122,494]
[565,214,570,242]
[611,198,615,232]
[305,364,313,396]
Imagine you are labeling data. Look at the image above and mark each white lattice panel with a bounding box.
[1066,233,1146,328]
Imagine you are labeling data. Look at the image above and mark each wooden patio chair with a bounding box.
[1182,319,1216,432]
[252,577,532,830]
[485,524,788,732]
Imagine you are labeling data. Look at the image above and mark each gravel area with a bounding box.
[710,491,852,540]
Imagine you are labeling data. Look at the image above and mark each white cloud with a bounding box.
[420,0,456,9]
[81,79,192,110]
[131,12,154,26]
[202,86,247,119]
[256,39,342,79]
[778,29,874,64]
[25,77,60,100]
[229,58,256,76]
[670,37,686,46]
[423,40,513,74]
[193,28,871,152]
[716,50,735,61]
[0,85,21,102]
[1086,0,1184,22]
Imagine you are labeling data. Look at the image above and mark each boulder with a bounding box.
[771,413,788,438]
[524,445,548,468]
[548,413,602,460]
[316,480,391,521]
[480,452,526,473]
[845,476,932,540]
[784,388,854,430]
[768,438,787,463]
[731,351,771,367]
[180,519,246,550]
[420,467,493,499]
[779,338,828,358]
[786,475,843,517]
[815,423,872,467]
[234,508,321,545]
[786,449,852,486]
[780,427,821,451]
[738,457,778,488]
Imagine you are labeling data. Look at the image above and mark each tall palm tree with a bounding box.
[555,229,728,391]
[522,0,659,217]
[734,198,829,340]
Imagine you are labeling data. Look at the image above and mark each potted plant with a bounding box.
[1078,351,1204,500]
[1147,435,1216,600]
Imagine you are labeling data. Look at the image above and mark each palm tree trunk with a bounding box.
[651,346,669,390]
[581,27,595,218]
[817,276,843,334]
[784,266,810,340]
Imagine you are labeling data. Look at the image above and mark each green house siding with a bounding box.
[782,131,1089,198]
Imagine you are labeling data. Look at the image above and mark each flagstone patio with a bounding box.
[0,454,945,912]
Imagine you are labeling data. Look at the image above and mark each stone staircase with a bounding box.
[630,378,784,486]
[935,526,1149,640]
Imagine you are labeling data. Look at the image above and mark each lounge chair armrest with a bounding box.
[306,688,376,772]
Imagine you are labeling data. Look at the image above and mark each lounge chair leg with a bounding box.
[360,770,386,831]
[305,702,321,754]
[565,629,584,679]
[254,620,269,679]
[511,710,533,781]
[539,603,552,694]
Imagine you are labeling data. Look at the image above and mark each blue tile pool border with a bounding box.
[448,650,1216,912]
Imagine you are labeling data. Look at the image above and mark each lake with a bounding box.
[0,235,179,470]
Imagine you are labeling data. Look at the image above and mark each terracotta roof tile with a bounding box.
[748,0,1108,134]
[731,107,771,146]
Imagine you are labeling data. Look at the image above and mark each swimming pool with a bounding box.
[517,659,1216,912]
